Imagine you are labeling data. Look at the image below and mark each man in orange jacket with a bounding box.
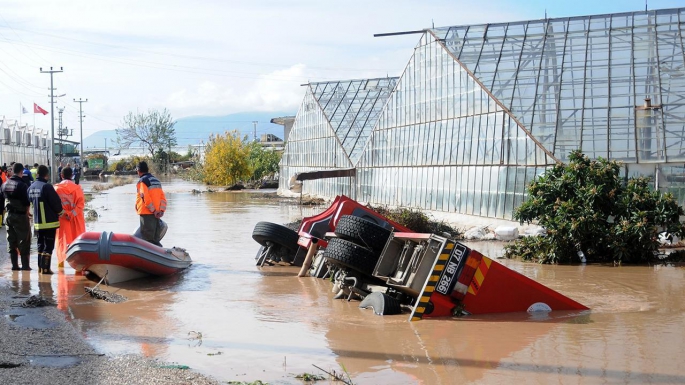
[135,161,166,246]
[54,167,86,268]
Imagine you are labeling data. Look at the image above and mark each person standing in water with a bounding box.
[135,161,167,246]
[3,163,32,270]
[54,167,86,268]
[28,165,64,274]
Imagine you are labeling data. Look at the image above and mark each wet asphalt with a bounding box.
[0,236,220,385]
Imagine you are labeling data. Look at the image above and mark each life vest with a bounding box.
[136,173,167,215]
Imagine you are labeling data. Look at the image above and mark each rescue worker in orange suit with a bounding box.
[28,165,64,274]
[135,161,166,246]
[0,165,7,184]
[3,163,32,270]
[54,167,86,268]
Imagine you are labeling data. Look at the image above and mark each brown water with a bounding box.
[2,177,685,384]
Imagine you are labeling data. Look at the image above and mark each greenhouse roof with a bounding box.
[428,7,685,163]
[309,77,398,163]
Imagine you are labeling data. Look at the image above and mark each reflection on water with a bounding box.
[0,177,684,384]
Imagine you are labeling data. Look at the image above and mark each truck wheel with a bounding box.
[334,215,392,254]
[252,222,299,252]
[323,238,378,275]
[359,292,402,315]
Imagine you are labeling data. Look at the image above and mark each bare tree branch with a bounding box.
[116,108,178,159]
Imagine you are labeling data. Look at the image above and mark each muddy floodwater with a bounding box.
[2,177,685,384]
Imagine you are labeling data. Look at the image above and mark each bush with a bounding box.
[202,131,252,186]
[505,150,685,264]
[108,156,149,172]
[247,142,281,181]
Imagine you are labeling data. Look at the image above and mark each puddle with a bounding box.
[4,309,57,329]
[1,177,684,383]
[28,355,81,368]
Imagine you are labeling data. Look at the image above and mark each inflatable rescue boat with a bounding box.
[66,231,192,284]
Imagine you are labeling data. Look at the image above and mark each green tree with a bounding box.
[247,142,281,181]
[506,150,685,264]
[202,130,252,186]
[116,108,177,159]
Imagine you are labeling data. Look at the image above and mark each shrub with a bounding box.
[108,156,149,172]
[202,131,252,186]
[505,150,685,264]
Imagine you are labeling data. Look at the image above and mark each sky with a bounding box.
[0,0,682,143]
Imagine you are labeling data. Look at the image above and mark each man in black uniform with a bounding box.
[2,163,31,270]
[28,165,63,274]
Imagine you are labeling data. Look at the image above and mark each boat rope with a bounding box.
[78,271,128,303]
[76,272,108,300]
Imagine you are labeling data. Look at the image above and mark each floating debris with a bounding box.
[84,287,127,303]
[11,295,56,308]
[85,209,99,221]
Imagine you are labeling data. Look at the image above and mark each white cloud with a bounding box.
[166,64,305,115]
[3,0,668,140]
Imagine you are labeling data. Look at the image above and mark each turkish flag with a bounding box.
[34,103,48,115]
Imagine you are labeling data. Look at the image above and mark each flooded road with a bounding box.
[2,177,685,384]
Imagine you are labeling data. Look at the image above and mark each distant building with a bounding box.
[270,116,295,142]
[0,116,50,166]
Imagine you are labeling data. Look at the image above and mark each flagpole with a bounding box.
[19,103,22,125]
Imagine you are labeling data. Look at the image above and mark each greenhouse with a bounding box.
[279,77,398,198]
[0,117,49,166]
[280,7,685,220]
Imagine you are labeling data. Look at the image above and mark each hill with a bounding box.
[83,111,294,149]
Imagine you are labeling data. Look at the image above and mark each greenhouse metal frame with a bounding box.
[280,7,685,220]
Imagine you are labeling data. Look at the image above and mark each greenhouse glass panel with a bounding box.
[284,7,685,220]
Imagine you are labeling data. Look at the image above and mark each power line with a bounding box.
[0,14,49,64]
[0,24,393,73]
[0,37,318,81]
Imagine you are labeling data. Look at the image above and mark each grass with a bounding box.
[295,372,325,381]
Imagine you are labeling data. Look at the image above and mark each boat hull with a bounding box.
[66,231,192,283]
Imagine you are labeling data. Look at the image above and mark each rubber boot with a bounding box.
[37,253,44,274]
[10,252,20,271]
[20,253,31,271]
[42,253,54,275]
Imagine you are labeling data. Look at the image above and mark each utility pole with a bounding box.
[56,107,73,169]
[58,107,64,160]
[40,66,63,183]
[74,98,87,165]
[252,121,258,142]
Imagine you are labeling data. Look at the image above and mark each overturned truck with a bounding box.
[252,196,588,321]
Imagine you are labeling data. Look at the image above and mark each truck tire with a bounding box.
[334,215,392,254]
[252,222,299,252]
[323,238,378,275]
